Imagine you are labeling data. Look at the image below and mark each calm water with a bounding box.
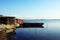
[11,19,60,40]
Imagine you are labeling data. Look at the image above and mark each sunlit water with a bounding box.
[11,19,60,40]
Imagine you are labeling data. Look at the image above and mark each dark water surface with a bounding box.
[11,19,60,40]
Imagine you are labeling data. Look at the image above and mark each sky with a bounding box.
[0,0,60,19]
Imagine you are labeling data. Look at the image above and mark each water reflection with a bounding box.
[11,20,60,40]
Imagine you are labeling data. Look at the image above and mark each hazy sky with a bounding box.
[0,0,60,19]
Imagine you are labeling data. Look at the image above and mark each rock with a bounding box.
[0,30,7,40]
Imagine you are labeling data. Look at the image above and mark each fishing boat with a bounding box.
[16,19,44,28]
